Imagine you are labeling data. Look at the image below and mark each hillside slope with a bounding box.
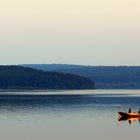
[0,66,95,90]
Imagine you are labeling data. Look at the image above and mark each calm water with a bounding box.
[0,90,140,140]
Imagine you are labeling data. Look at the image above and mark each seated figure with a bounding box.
[128,108,131,113]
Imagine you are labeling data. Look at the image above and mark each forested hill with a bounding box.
[0,66,95,90]
[23,64,140,89]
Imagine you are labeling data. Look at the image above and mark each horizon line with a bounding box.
[0,63,140,67]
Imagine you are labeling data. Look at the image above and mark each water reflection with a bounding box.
[118,116,140,125]
[0,94,140,117]
[0,93,140,140]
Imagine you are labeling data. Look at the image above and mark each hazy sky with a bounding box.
[0,0,140,65]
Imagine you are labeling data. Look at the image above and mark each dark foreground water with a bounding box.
[0,90,140,140]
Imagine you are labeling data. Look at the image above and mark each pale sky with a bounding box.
[0,0,140,65]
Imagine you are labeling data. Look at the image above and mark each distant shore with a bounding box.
[0,89,68,92]
[0,89,140,95]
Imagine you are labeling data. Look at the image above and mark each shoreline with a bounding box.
[0,89,140,95]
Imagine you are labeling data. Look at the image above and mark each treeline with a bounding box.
[0,66,95,89]
[23,64,140,89]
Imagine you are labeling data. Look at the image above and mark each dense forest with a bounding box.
[0,66,95,90]
[23,64,140,89]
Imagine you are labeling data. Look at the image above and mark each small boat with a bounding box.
[118,112,140,118]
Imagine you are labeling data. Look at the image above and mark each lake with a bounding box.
[0,90,140,140]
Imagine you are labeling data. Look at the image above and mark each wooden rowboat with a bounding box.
[118,112,140,118]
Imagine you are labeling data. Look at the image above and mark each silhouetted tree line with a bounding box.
[0,66,95,89]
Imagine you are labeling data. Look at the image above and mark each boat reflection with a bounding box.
[118,116,140,125]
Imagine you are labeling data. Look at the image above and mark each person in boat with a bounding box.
[128,108,131,113]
